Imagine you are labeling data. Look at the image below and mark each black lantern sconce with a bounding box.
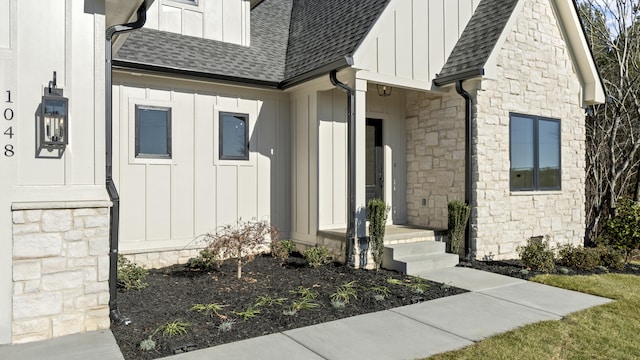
[39,71,68,154]
[376,84,392,97]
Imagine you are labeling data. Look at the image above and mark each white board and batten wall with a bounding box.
[144,0,250,46]
[354,0,481,89]
[113,73,290,253]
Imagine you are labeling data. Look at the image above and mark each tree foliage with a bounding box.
[580,0,640,242]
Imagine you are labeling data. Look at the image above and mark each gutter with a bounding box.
[455,80,473,258]
[106,3,148,325]
[329,70,357,265]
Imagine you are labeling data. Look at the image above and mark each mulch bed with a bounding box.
[458,258,640,280]
[112,254,467,360]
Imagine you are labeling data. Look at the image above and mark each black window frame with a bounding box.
[135,105,172,159]
[509,113,561,191]
[219,112,249,161]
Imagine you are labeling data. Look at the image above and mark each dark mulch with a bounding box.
[112,254,467,360]
[458,258,640,280]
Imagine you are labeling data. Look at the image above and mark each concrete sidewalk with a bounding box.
[0,268,612,360]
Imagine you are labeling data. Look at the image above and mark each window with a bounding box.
[510,113,560,191]
[170,0,198,5]
[135,105,171,158]
[219,112,249,160]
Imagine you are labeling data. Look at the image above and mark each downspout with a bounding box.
[106,4,147,324]
[455,80,473,258]
[329,70,357,265]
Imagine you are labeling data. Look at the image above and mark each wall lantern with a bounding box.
[376,84,392,97]
[39,71,68,152]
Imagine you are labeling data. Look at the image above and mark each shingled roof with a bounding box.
[114,0,390,88]
[433,0,519,86]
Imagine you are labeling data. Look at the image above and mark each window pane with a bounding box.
[137,107,170,157]
[220,113,248,159]
[510,115,534,189]
[539,119,560,188]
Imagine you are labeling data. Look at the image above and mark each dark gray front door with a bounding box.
[366,118,383,205]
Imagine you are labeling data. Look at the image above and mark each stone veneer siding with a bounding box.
[123,249,202,269]
[11,204,111,343]
[472,0,585,259]
[405,92,466,229]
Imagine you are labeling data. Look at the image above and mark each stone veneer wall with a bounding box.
[472,0,585,259]
[123,249,202,269]
[11,204,111,343]
[405,92,466,229]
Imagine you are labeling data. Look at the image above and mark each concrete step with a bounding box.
[382,242,458,275]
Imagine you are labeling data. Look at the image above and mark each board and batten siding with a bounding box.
[112,74,289,253]
[144,0,250,45]
[353,0,481,89]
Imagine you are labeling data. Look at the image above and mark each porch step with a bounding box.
[382,242,459,275]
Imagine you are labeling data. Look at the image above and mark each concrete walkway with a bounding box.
[0,268,612,360]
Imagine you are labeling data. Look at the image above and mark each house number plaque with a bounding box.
[3,89,14,157]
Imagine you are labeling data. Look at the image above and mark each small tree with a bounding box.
[604,197,640,262]
[447,200,470,256]
[367,198,389,270]
[201,219,278,279]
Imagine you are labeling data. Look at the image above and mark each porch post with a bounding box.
[354,79,368,267]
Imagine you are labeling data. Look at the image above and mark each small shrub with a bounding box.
[369,285,391,300]
[597,246,625,270]
[386,277,403,286]
[157,320,190,337]
[557,244,601,271]
[254,295,288,307]
[405,277,430,294]
[218,320,235,332]
[303,246,331,268]
[190,303,227,318]
[290,286,319,300]
[604,197,640,261]
[117,255,148,290]
[270,239,295,263]
[447,200,471,256]
[186,249,219,270]
[367,198,390,270]
[139,336,156,351]
[330,281,358,304]
[330,299,347,309]
[198,219,279,279]
[233,306,261,320]
[517,237,556,273]
[291,298,320,311]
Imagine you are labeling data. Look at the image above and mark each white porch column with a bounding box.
[354,78,368,267]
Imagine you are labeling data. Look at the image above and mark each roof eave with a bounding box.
[112,60,282,89]
[279,57,353,89]
[432,69,485,87]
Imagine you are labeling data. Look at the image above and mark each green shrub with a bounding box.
[517,237,556,273]
[303,245,331,267]
[157,320,190,337]
[604,197,640,261]
[270,239,295,263]
[557,244,601,271]
[447,200,471,256]
[330,281,358,304]
[186,249,219,270]
[367,198,389,270]
[597,246,625,270]
[117,255,148,290]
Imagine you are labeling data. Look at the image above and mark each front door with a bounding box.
[366,118,383,205]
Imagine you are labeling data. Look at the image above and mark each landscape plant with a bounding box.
[117,255,148,290]
[270,239,295,264]
[157,320,190,337]
[447,199,470,256]
[367,198,389,270]
[557,244,601,271]
[199,219,279,279]
[190,303,227,319]
[302,245,331,267]
[517,237,556,273]
[233,305,261,320]
[603,197,640,261]
[330,281,358,306]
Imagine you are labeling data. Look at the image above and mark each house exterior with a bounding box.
[0,0,604,345]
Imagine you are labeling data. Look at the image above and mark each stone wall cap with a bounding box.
[12,201,113,210]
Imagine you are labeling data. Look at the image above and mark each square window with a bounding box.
[510,113,560,191]
[135,105,171,158]
[219,112,249,160]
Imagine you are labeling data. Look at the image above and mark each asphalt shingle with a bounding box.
[434,0,519,85]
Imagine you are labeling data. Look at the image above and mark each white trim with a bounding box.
[11,185,110,203]
[128,98,175,165]
[11,201,112,210]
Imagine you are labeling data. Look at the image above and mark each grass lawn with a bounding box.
[427,273,640,360]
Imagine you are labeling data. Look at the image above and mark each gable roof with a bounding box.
[433,0,519,86]
[114,0,390,88]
